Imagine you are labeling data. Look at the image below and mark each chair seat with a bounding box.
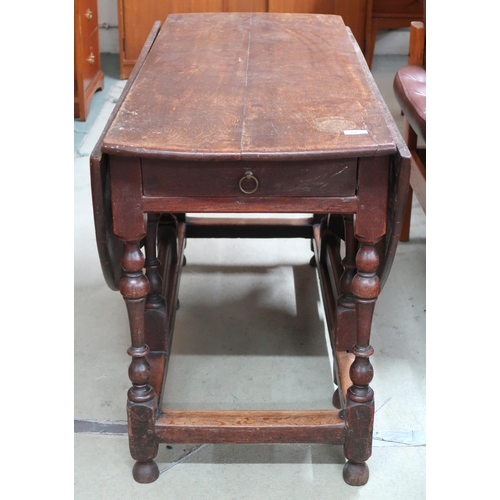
[393,65,426,141]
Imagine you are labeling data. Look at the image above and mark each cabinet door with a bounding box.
[121,0,170,64]
[168,0,224,13]
[332,0,367,49]
[268,0,335,13]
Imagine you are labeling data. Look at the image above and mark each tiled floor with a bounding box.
[75,46,425,498]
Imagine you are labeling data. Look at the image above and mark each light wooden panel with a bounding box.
[332,0,367,49]
[168,0,224,13]
[268,0,335,14]
[224,0,268,11]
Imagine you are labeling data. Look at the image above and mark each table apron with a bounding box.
[141,196,359,214]
[108,156,390,241]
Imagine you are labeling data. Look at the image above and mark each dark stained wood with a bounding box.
[90,21,162,290]
[185,216,314,239]
[128,399,160,483]
[90,13,411,487]
[145,214,164,307]
[345,26,411,287]
[120,239,159,483]
[108,13,250,159]
[142,158,357,197]
[143,215,169,403]
[146,352,166,404]
[240,14,395,160]
[159,221,186,341]
[356,156,389,240]
[156,410,345,444]
[141,195,358,214]
[312,224,339,355]
[342,200,385,484]
[102,13,396,160]
[109,157,145,241]
[89,152,122,290]
[338,215,357,309]
[150,219,186,407]
[144,213,168,353]
[343,401,374,485]
[331,217,358,352]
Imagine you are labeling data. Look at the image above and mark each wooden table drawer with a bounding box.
[141,159,357,198]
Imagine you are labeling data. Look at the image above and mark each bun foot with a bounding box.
[132,460,160,483]
[309,255,317,268]
[343,460,369,486]
[332,388,341,409]
[182,255,187,267]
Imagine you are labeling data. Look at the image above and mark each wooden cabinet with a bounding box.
[268,1,334,14]
[74,0,105,120]
[118,0,353,79]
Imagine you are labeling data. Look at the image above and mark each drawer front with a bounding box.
[142,159,357,198]
[78,0,99,42]
[373,0,423,15]
[81,28,101,91]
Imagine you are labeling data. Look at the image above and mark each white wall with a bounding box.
[97,0,119,53]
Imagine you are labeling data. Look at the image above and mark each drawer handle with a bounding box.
[239,171,259,195]
[87,52,95,65]
[85,9,93,20]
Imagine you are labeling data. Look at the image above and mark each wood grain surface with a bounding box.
[103,13,396,160]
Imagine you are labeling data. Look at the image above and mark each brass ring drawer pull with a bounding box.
[87,52,95,65]
[239,171,259,194]
[85,9,93,20]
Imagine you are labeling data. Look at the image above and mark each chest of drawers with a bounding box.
[74,0,104,120]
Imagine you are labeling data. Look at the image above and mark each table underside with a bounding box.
[146,215,355,445]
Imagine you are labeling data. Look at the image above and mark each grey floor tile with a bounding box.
[75,434,425,499]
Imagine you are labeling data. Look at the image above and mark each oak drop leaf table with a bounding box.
[90,13,410,486]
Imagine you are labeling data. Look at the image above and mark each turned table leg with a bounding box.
[342,237,380,486]
[120,240,160,483]
[145,213,168,346]
[333,214,358,407]
[144,214,171,403]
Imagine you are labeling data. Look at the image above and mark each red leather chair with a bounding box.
[393,19,426,241]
